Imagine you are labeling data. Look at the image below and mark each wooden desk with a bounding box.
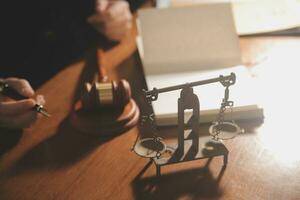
[1,26,300,200]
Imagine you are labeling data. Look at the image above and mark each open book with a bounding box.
[137,2,263,126]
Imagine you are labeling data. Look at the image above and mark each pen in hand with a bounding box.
[0,81,51,117]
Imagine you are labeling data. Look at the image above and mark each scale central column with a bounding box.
[177,86,200,155]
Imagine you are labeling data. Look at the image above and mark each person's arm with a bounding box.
[0,78,45,129]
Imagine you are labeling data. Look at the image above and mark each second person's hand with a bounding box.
[88,0,133,41]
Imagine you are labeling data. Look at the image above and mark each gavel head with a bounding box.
[81,79,132,111]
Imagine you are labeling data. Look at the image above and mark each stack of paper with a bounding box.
[137,2,263,126]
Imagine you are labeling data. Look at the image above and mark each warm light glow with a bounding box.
[253,43,300,166]
[258,118,300,165]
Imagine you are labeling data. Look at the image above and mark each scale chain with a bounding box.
[213,86,233,140]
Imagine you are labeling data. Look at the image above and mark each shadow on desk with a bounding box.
[2,49,114,177]
[0,129,22,156]
[5,117,112,177]
[132,159,225,200]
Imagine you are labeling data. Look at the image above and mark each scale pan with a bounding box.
[133,138,166,158]
[209,121,244,140]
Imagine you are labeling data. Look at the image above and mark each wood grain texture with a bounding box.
[1,12,300,200]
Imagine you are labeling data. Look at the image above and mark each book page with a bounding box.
[137,3,241,75]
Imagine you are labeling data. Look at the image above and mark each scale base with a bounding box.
[152,136,228,176]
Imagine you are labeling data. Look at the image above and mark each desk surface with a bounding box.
[1,23,300,200]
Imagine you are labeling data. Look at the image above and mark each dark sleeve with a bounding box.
[127,0,147,11]
[66,0,97,49]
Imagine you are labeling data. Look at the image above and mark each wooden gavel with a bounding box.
[80,49,132,111]
[71,48,140,137]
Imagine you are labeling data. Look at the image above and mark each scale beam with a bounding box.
[145,72,236,101]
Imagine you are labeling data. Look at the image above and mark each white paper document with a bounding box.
[171,0,300,35]
[232,0,300,35]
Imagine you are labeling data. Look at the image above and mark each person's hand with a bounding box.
[0,78,45,129]
[87,0,133,41]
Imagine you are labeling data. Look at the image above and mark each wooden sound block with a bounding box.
[69,99,140,137]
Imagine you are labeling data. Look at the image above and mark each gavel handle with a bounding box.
[97,48,108,82]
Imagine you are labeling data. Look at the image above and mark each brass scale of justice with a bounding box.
[132,72,244,176]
